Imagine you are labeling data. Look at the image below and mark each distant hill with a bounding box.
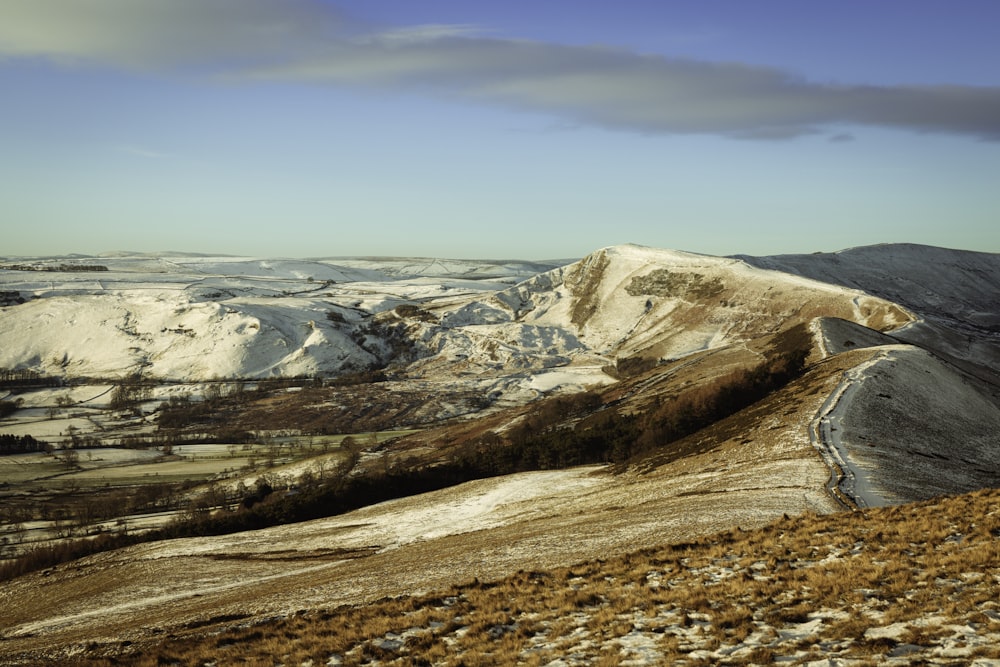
[737,243,1000,382]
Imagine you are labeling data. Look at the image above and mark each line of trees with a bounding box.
[0,369,60,388]
[0,263,108,272]
[0,433,49,455]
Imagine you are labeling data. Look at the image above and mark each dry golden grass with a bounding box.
[18,487,1000,666]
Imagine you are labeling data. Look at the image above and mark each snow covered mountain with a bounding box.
[0,254,561,383]
[456,244,910,360]
[0,245,912,385]
[737,243,1000,381]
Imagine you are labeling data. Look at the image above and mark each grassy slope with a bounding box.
[41,486,1000,667]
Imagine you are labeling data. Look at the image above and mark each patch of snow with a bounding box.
[526,367,616,394]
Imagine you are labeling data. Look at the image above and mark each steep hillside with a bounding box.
[800,315,1000,506]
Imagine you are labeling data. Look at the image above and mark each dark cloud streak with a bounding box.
[272,35,1000,141]
[2,1,999,141]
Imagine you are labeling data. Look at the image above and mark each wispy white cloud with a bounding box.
[116,145,171,159]
[373,24,487,46]
[2,0,999,141]
[0,0,345,69]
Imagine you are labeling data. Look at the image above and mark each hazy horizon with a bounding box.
[1,240,997,264]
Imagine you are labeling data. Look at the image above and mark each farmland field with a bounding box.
[0,405,420,563]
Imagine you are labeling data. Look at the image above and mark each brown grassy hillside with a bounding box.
[34,487,1000,667]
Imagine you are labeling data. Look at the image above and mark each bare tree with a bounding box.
[56,447,79,469]
[110,371,152,414]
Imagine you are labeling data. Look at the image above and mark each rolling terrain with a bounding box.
[0,243,998,664]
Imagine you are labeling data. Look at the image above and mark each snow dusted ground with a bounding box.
[0,355,849,654]
[828,345,1000,505]
[306,489,1000,667]
[807,314,1000,509]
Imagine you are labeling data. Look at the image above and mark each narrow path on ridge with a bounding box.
[808,347,906,510]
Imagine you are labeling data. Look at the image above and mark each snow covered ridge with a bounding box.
[0,243,966,385]
[2,243,994,386]
[737,242,1000,327]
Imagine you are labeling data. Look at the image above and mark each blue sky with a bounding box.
[2,0,998,259]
